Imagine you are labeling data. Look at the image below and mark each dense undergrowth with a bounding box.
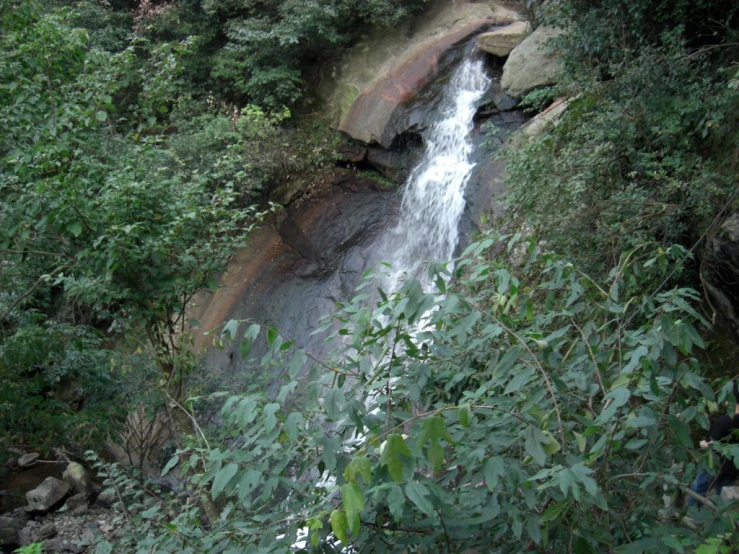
[1,0,739,552]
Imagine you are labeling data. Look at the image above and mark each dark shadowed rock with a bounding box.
[25,477,70,513]
[0,516,22,546]
[703,213,739,338]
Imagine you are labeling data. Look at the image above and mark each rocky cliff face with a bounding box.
[189,1,569,376]
[318,0,524,148]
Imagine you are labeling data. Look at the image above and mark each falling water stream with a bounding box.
[381,58,492,291]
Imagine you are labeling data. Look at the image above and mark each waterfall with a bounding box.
[382,58,491,290]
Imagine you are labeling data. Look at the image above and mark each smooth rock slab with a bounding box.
[477,21,532,57]
[25,477,71,513]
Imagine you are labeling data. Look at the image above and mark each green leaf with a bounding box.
[524,427,548,465]
[95,110,107,122]
[211,463,239,500]
[267,326,278,346]
[381,434,411,482]
[505,366,535,394]
[69,221,83,238]
[330,509,348,545]
[344,455,372,485]
[95,542,113,554]
[285,412,303,442]
[222,319,239,340]
[540,500,569,522]
[161,455,179,477]
[341,483,365,535]
[416,416,454,449]
[427,439,445,472]
[404,482,434,516]
[527,513,542,544]
[484,456,505,491]
[458,403,472,427]
[386,484,405,520]
[239,339,251,358]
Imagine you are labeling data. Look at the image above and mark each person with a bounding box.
[689,379,739,507]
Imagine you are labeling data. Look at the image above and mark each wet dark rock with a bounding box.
[25,477,70,514]
[366,147,413,182]
[703,213,739,338]
[491,89,519,112]
[336,140,366,164]
[0,516,21,546]
[332,172,389,193]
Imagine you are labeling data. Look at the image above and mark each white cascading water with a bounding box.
[382,58,491,291]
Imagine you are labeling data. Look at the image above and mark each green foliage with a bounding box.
[89,234,739,552]
[0,1,261,454]
[503,0,739,275]
[140,0,430,107]
[0,320,124,449]
[14,543,43,554]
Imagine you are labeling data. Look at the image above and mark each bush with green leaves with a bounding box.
[0,0,262,456]
[138,0,430,107]
[91,234,738,553]
[503,0,739,275]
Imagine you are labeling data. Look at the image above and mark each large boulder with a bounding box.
[62,462,93,498]
[501,26,565,98]
[25,477,70,514]
[702,213,739,337]
[320,0,524,147]
[476,21,532,57]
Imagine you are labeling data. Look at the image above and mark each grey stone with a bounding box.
[721,486,739,503]
[492,90,518,112]
[17,453,40,468]
[37,522,56,540]
[501,26,565,99]
[25,477,71,513]
[42,537,84,553]
[477,21,532,57]
[63,462,93,497]
[0,516,22,546]
[64,493,89,515]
